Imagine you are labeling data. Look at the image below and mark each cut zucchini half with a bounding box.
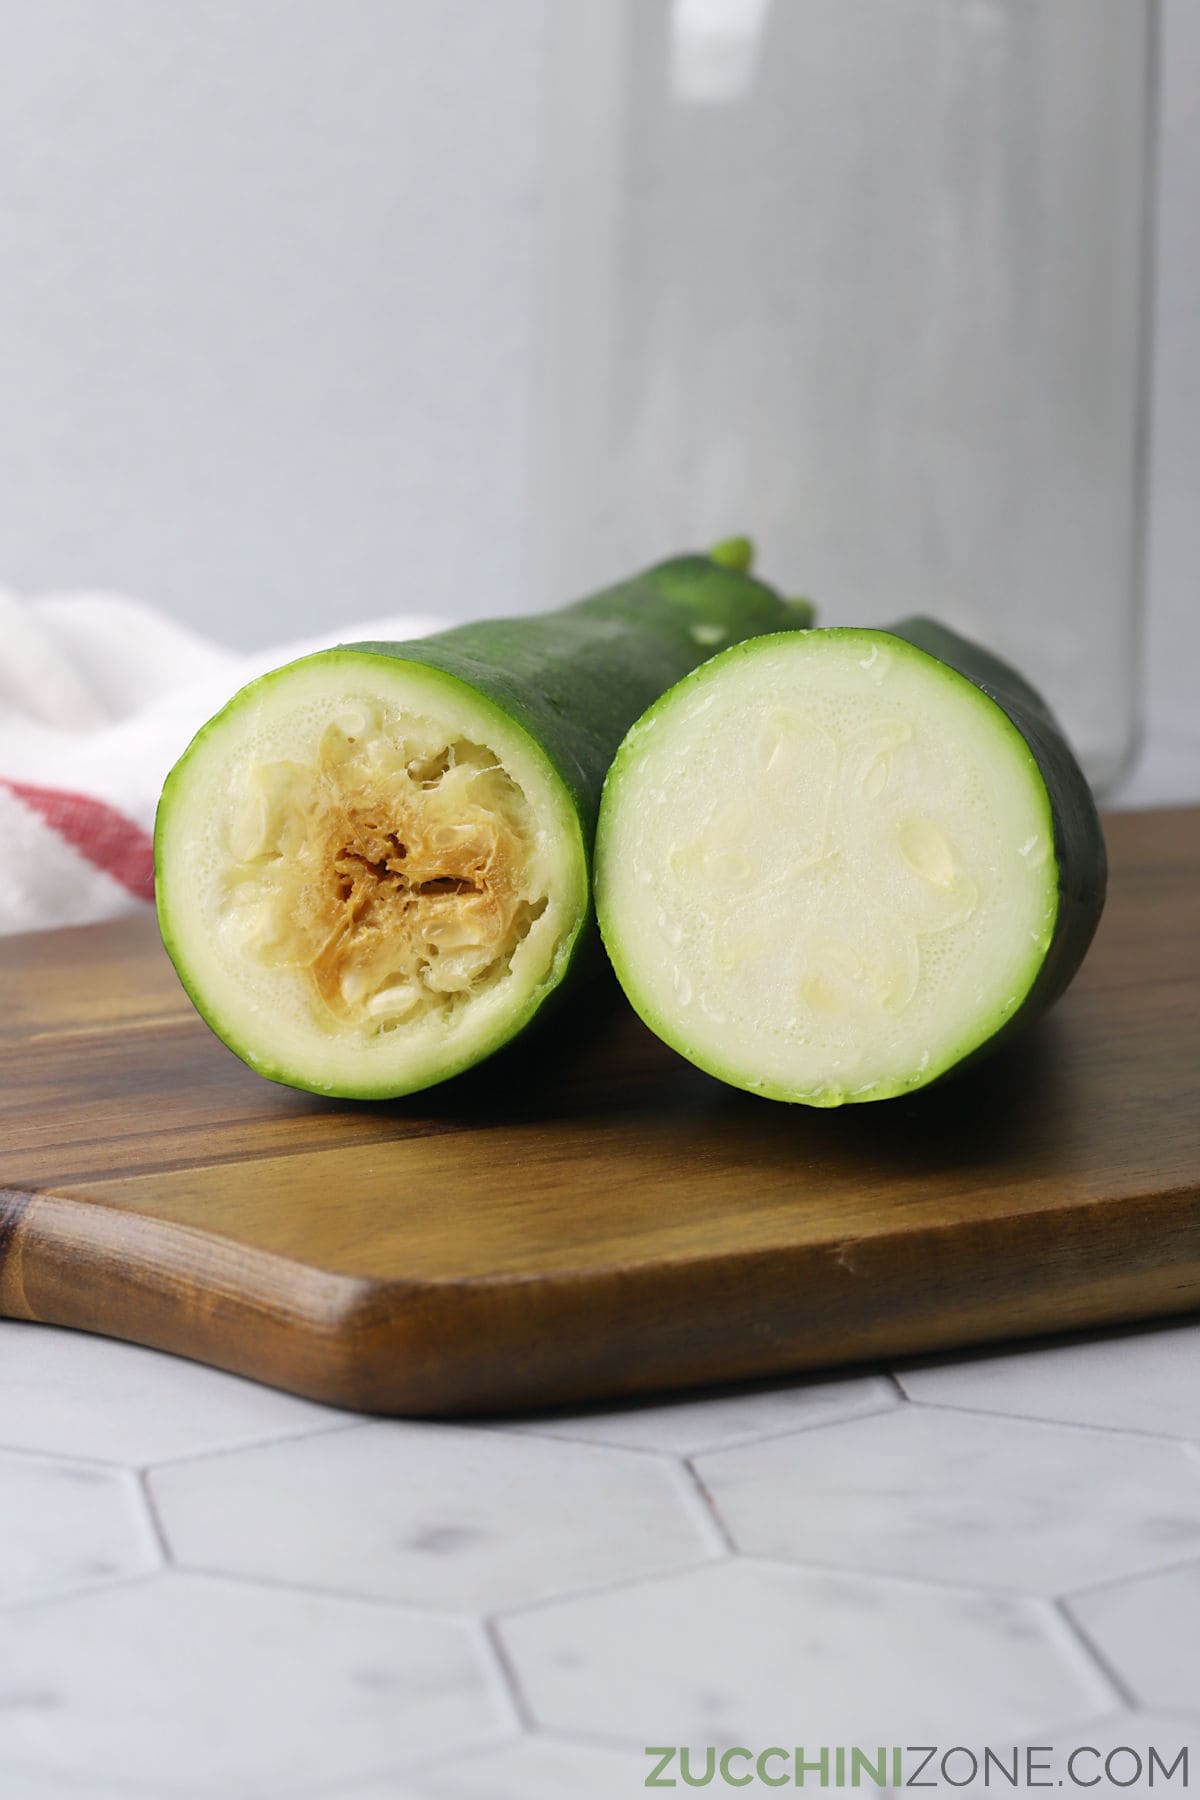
[595,623,1106,1106]
[155,549,809,1098]
[157,653,583,1098]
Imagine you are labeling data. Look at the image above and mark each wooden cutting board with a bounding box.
[1,807,1197,1416]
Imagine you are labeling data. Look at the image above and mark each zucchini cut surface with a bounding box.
[596,629,1066,1106]
[157,651,584,1098]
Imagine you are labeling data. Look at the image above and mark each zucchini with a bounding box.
[595,621,1106,1106]
[155,549,809,1098]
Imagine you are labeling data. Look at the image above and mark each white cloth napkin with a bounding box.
[0,589,442,937]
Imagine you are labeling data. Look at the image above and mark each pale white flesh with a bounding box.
[596,630,1058,1105]
[156,651,585,1097]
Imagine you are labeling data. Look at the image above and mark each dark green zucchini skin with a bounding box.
[891,617,1107,1072]
[352,553,809,858]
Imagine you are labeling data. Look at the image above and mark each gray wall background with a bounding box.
[0,0,1195,788]
[0,0,544,645]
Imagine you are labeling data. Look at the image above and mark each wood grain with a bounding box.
[1,807,1197,1415]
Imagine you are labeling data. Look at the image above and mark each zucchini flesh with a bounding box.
[154,552,806,1099]
[595,622,1106,1106]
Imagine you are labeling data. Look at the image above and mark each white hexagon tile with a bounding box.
[5,1307,1200,1796]
[897,1321,1200,1438]
[508,1368,896,1454]
[148,1422,719,1611]
[0,1450,158,1607]
[1069,1561,1200,1721]
[0,1321,353,1465]
[497,1560,1113,1748]
[0,1571,509,1796]
[693,1407,1200,1593]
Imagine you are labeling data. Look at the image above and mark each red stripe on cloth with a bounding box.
[2,779,155,902]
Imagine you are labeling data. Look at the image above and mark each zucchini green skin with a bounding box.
[155,552,808,1098]
[891,617,1107,1068]
[351,554,806,863]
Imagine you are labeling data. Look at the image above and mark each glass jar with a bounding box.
[538,0,1156,791]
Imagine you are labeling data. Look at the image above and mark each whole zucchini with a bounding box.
[155,547,809,1098]
[595,620,1106,1106]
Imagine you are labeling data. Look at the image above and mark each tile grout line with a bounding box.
[891,1391,1200,1447]
[480,1615,537,1734]
[137,1417,368,1475]
[667,1545,1165,1611]
[1052,1595,1140,1713]
[0,1438,149,1475]
[137,1466,174,1568]
[680,1455,738,1555]
[162,1543,735,1630]
[0,1567,164,1620]
[484,1541,1095,1630]
[492,1546,732,1626]
[1059,1548,1200,1604]
[108,1538,1090,1636]
[506,1391,901,1458]
[0,1418,365,1477]
[162,1559,489,1624]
